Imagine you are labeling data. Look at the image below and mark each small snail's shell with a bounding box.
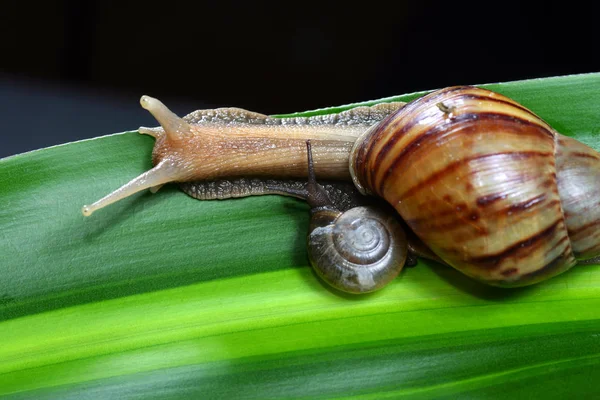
[351,86,600,287]
[307,206,407,293]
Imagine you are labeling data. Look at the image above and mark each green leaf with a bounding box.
[2,73,600,399]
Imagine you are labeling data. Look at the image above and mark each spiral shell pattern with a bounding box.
[307,206,407,293]
[351,86,578,287]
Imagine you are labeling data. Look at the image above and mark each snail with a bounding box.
[82,86,600,291]
[299,140,408,293]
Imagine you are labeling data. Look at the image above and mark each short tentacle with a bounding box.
[139,95,192,139]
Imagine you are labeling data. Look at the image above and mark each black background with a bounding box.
[1,1,598,157]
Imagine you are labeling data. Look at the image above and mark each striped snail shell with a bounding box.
[304,141,407,293]
[350,86,600,287]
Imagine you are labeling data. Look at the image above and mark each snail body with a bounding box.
[82,86,600,291]
[81,98,404,216]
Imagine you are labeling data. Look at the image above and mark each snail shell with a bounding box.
[302,140,407,293]
[351,86,600,287]
[308,206,407,293]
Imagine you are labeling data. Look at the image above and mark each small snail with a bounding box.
[299,140,408,293]
[82,86,600,291]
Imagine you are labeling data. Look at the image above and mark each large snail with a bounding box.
[82,86,600,292]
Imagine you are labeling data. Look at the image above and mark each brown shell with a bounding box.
[351,86,578,287]
[555,135,600,260]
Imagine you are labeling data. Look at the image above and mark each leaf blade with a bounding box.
[2,73,600,398]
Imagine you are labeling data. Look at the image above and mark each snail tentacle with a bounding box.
[81,160,182,216]
[305,140,335,209]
